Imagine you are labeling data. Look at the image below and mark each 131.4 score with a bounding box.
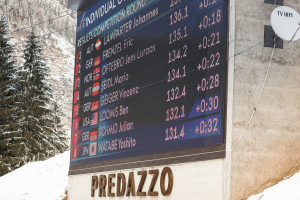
[165,124,185,141]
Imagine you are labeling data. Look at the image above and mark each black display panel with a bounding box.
[70,0,228,167]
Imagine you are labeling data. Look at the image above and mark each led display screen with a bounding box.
[71,0,228,167]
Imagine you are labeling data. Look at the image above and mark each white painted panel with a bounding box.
[68,159,224,200]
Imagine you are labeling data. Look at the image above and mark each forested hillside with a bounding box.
[0,0,76,175]
[1,0,75,43]
[0,0,76,135]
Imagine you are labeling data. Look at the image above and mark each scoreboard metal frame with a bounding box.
[69,0,230,175]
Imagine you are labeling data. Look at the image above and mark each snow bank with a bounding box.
[0,151,70,200]
[248,171,300,200]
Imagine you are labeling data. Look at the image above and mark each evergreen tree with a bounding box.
[50,101,68,152]
[0,17,26,176]
[18,31,67,162]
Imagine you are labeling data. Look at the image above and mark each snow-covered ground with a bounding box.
[0,151,69,200]
[0,151,299,200]
[248,171,300,200]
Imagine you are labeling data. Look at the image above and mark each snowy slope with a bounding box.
[0,151,299,200]
[0,151,70,200]
[248,171,300,200]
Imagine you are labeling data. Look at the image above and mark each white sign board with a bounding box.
[68,160,224,200]
[271,6,300,41]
